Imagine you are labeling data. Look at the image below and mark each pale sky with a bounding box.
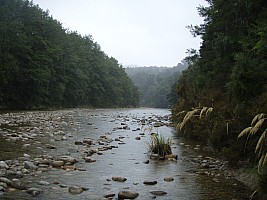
[32,0,208,67]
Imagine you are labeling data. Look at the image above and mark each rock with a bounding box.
[68,186,83,194]
[149,191,167,196]
[143,160,149,164]
[0,161,9,169]
[164,154,178,160]
[135,137,141,140]
[118,191,139,199]
[24,161,38,171]
[0,186,5,192]
[58,156,78,164]
[74,141,83,145]
[27,188,43,197]
[46,144,56,149]
[0,182,8,189]
[11,179,26,190]
[0,177,11,185]
[84,157,96,163]
[59,184,67,188]
[83,138,93,145]
[164,177,174,182]
[61,165,76,171]
[143,180,157,185]
[150,154,159,159]
[38,180,50,185]
[104,193,116,198]
[112,176,127,182]
[51,161,64,168]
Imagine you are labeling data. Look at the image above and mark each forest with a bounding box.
[0,0,139,110]
[125,61,187,108]
[171,0,267,195]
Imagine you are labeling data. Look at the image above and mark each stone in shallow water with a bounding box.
[27,188,43,197]
[24,161,38,171]
[143,180,157,185]
[112,177,127,182]
[68,186,83,194]
[118,190,139,199]
[164,177,174,182]
[149,191,167,196]
[51,161,64,168]
[11,179,26,190]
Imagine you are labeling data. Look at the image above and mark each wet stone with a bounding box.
[27,188,43,197]
[164,177,174,182]
[118,190,139,199]
[68,186,83,194]
[143,180,157,185]
[112,176,127,182]
[11,179,26,190]
[149,191,167,196]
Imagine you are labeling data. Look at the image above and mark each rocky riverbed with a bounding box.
[0,108,253,199]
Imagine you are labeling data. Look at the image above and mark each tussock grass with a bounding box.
[148,134,172,157]
[176,106,213,131]
[239,113,267,174]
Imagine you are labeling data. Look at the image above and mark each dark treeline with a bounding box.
[171,0,267,194]
[0,0,138,110]
[125,61,187,108]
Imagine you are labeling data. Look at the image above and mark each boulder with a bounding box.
[118,191,139,199]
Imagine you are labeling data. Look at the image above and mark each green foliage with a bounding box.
[148,134,172,157]
[0,0,138,109]
[171,0,267,173]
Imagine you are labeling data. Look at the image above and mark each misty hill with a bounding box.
[125,61,188,108]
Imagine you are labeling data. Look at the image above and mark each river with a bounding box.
[0,108,252,199]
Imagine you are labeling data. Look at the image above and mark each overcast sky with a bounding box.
[32,0,208,67]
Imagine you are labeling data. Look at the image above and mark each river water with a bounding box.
[0,108,252,199]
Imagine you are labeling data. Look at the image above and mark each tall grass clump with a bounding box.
[238,113,267,174]
[148,134,172,156]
